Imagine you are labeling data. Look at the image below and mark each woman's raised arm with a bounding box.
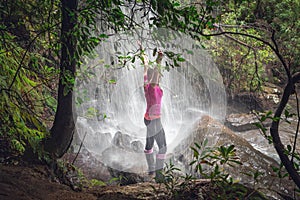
[153,50,164,84]
[138,42,149,84]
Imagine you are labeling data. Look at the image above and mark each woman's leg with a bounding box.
[153,119,167,182]
[155,126,167,155]
[144,118,155,174]
[144,118,155,150]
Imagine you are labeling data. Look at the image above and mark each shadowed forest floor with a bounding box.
[0,164,198,200]
[0,164,97,200]
[0,163,275,200]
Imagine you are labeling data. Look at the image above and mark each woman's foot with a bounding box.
[144,171,155,182]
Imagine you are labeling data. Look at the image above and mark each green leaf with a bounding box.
[227,145,235,153]
[189,160,197,166]
[194,142,201,149]
[177,56,185,62]
[131,56,136,63]
[108,79,116,84]
[186,50,194,55]
[287,144,292,152]
[173,2,180,7]
[153,47,157,57]
[63,87,68,96]
[77,97,83,105]
[191,147,199,158]
[99,33,109,38]
[273,117,280,122]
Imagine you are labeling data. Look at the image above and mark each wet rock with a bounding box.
[101,146,146,173]
[101,146,148,185]
[93,132,112,153]
[107,167,145,186]
[63,150,111,182]
[131,140,144,153]
[225,112,273,132]
[225,113,259,132]
[72,118,93,152]
[260,83,282,109]
[225,113,271,132]
[228,83,282,114]
[230,93,264,112]
[112,131,132,149]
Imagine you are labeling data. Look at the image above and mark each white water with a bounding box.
[73,28,227,173]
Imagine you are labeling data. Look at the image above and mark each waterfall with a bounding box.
[73,28,227,173]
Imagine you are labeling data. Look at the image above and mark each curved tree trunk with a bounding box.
[44,0,78,158]
[270,72,300,188]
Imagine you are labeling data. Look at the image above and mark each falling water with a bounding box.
[73,28,227,173]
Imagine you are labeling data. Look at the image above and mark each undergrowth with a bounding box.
[152,139,269,200]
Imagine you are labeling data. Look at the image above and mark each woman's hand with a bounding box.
[156,50,163,64]
[138,41,149,66]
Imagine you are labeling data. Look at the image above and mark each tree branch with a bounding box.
[200,25,291,81]
[270,72,300,188]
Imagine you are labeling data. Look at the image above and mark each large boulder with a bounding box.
[62,149,111,182]
[172,115,295,199]
[99,131,148,185]
[101,145,147,185]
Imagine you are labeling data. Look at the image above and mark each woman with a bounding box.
[141,48,167,183]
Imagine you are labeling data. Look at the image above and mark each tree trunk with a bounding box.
[270,72,300,188]
[44,0,78,158]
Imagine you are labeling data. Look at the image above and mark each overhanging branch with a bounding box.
[199,24,291,81]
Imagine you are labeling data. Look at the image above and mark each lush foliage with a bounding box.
[0,0,60,154]
[204,0,300,95]
[154,140,268,199]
